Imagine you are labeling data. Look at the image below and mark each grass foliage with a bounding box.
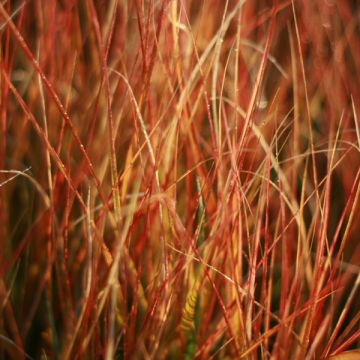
[0,0,360,358]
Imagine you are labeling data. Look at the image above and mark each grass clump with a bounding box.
[0,0,360,359]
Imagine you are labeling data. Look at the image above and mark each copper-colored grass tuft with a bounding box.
[0,0,359,359]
